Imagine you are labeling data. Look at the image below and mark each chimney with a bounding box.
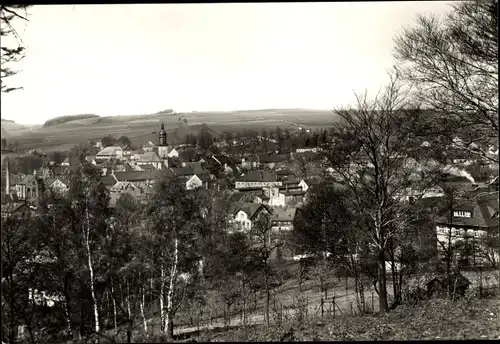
[5,159,10,195]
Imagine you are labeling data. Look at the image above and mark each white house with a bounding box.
[228,202,271,232]
[435,193,499,267]
[186,174,203,190]
[298,178,322,192]
[167,147,179,158]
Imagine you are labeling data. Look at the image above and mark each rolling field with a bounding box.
[1,109,337,152]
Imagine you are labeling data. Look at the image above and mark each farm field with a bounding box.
[1,109,336,152]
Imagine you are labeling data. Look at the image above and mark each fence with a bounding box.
[173,269,499,336]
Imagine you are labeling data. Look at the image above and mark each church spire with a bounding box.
[159,122,167,146]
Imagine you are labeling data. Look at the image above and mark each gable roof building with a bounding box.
[235,171,282,189]
[229,202,270,220]
[96,146,124,160]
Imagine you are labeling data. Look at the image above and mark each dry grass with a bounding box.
[202,294,500,341]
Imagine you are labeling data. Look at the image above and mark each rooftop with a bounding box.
[237,170,277,182]
[97,146,123,156]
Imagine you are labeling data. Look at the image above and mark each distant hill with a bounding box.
[3,108,336,152]
[1,118,15,123]
[43,114,100,128]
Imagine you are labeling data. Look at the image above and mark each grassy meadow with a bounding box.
[1,109,337,153]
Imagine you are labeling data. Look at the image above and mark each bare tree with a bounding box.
[1,5,30,93]
[250,213,281,327]
[394,0,498,165]
[322,73,445,312]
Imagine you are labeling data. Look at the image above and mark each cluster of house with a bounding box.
[0,123,324,235]
[1,123,498,268]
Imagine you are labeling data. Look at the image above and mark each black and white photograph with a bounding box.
[1,1,498,342]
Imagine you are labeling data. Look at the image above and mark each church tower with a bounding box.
[157,122,169,168]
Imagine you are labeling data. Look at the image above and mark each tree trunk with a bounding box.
[126,280,131,321]
[390,247,400,305]
[84,204,100,333]
[111,282,118,335]
[358,276,365,313]
[164,237,179,338]
[63,275,74,338]
[241,280,247,327]
[375,208,388,313]
[80,293,85,339]
[226,303,231,327]
[377,249,388,312]
[160,267,165,331]
[140,286,147,333]
[265,276,271,328]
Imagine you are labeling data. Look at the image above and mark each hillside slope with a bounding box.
[4,108,336,151]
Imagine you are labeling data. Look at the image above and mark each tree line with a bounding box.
[184,125,331,155]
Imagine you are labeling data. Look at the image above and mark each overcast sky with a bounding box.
[1,2,455,124]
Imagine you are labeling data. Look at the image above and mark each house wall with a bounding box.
[271,221,293,231]
[96,154,116,161]
[436,225,498,265]
[231,210,252,231]
[269,192,286,207]
[298,180,309,191]
[186,175,203,190]
[136,160,162,170]
[436,225,486,245]
[235,181,282,189]
[15,184,26,199]
[168,149,179,158]
[158,146,170,160]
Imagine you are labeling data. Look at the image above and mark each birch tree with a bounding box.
[67,166,111,335]
[144,177,201,339]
